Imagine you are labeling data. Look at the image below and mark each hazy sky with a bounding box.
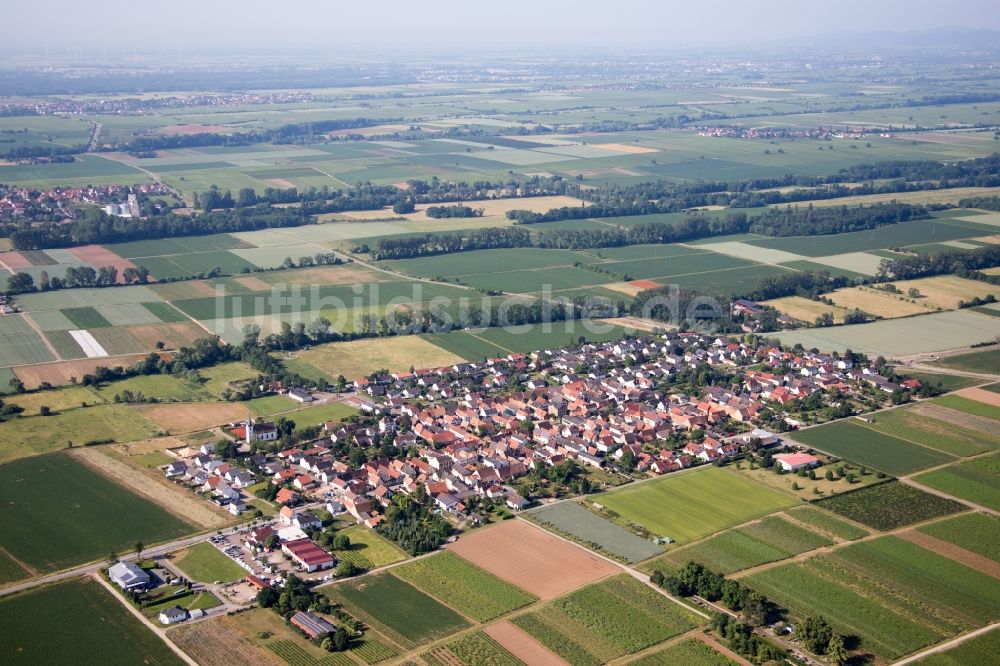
[7,0,1000,51]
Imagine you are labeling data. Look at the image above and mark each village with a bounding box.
[101,329,923,628]
[0,182,171,223]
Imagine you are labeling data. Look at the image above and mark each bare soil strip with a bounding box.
[954,386,1000,407]
[446,519,618,600]
[909,402,1000,435]
[0,545,36,576]
[68,447,230,529]
[483,621,571,666]
[898,530,1000,580]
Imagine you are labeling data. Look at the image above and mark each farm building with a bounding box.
[774,452,821,472]
[108,561,151,590]
[281,538,335,572]
[290,611,336,639]
[288,388,314,403]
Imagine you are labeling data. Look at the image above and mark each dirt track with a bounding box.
[68,447,230,529]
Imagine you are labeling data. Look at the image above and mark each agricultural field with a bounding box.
[285,335,465,383]
[745,535,1000,660]
[422,322,632,361]
[643,515,832,575]
[913,452,1000,511]
[631,638,740,666]
[815,481,965,530]
[825,285,931,318]
[171,542,248,583]
[512,574,702,665]
[888,275,1000,310]
[776,309,1000,357]
[894,370,983,392]
[862,406,1000,457]
[0,452,194,573]
[785,506,869,541]
[932,394,1000,420]
[595,466,798,544]
[527,501,664,563]
[391,551,536,621]
[913,626,1000,665]
[0,402,158,463]
[0,577,184,665]
[762,295,849,324]
[790,419,956,475]
[422,631,525,666]
[917,512,1000,565]
[446,519,618,600]
[930,346,1000,374]
[324,572,470,649]
[332,525,407,570]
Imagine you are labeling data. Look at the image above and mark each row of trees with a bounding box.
[877,244,1000,281]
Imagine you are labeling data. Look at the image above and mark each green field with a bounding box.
[528,501,664,562]
[631,639,739,666]
[815,481,965,530]
[422,323,631,361]
[918,513,1000,564]
[325,572,470,649]
[333,525,407,570]
[932,394,1000,421]
[0,577,184,665]
[0,315,55,367]
[914,626,1000,665]
[512,574,701,665]
[745,534,1000,659]
[287,401,358,427]
[0,549,29,585]
[241,394,296,416]
[0,403,158,464]
[863,408,1000,457]
[61,306,113,329]
[785,506,869,541]
[596,467,798,544]
[0,452,194,573]
[644,515,832,575]
[391,551,536,621]
[92,373,214,403]
[895,370,983,393]
[791,420,955,475]
[423,632,523,666]
[931,347,1000,374]
[913,453,1000,511]
[172,542,247,583]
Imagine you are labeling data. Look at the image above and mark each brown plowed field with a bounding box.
[65,245,144,283]
[14,355,147,389]
[955,387,1000,407]
[0,250,33,270]
[132,402,248,433]
[483,621,570,666]
[446,519,618,600]
[899,530,1000,580]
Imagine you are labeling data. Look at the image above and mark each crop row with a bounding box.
[349,636,397,664]
[445,632,524,666]
[392,552,536,621]
[265,641,355,666]
[816,481,963,530]
[511,613,601,666]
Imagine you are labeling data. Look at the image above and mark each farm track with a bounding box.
[891,623,1000,665]
[18,312,62,361]
[900,477,1000,516]
[896,530,1000,580]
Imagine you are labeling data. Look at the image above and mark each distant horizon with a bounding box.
[5,0,1000,52]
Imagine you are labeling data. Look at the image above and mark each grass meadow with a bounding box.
[596,466,798,544]
[172,542,247,583]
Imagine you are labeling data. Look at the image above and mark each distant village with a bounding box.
[0,183,171,223]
